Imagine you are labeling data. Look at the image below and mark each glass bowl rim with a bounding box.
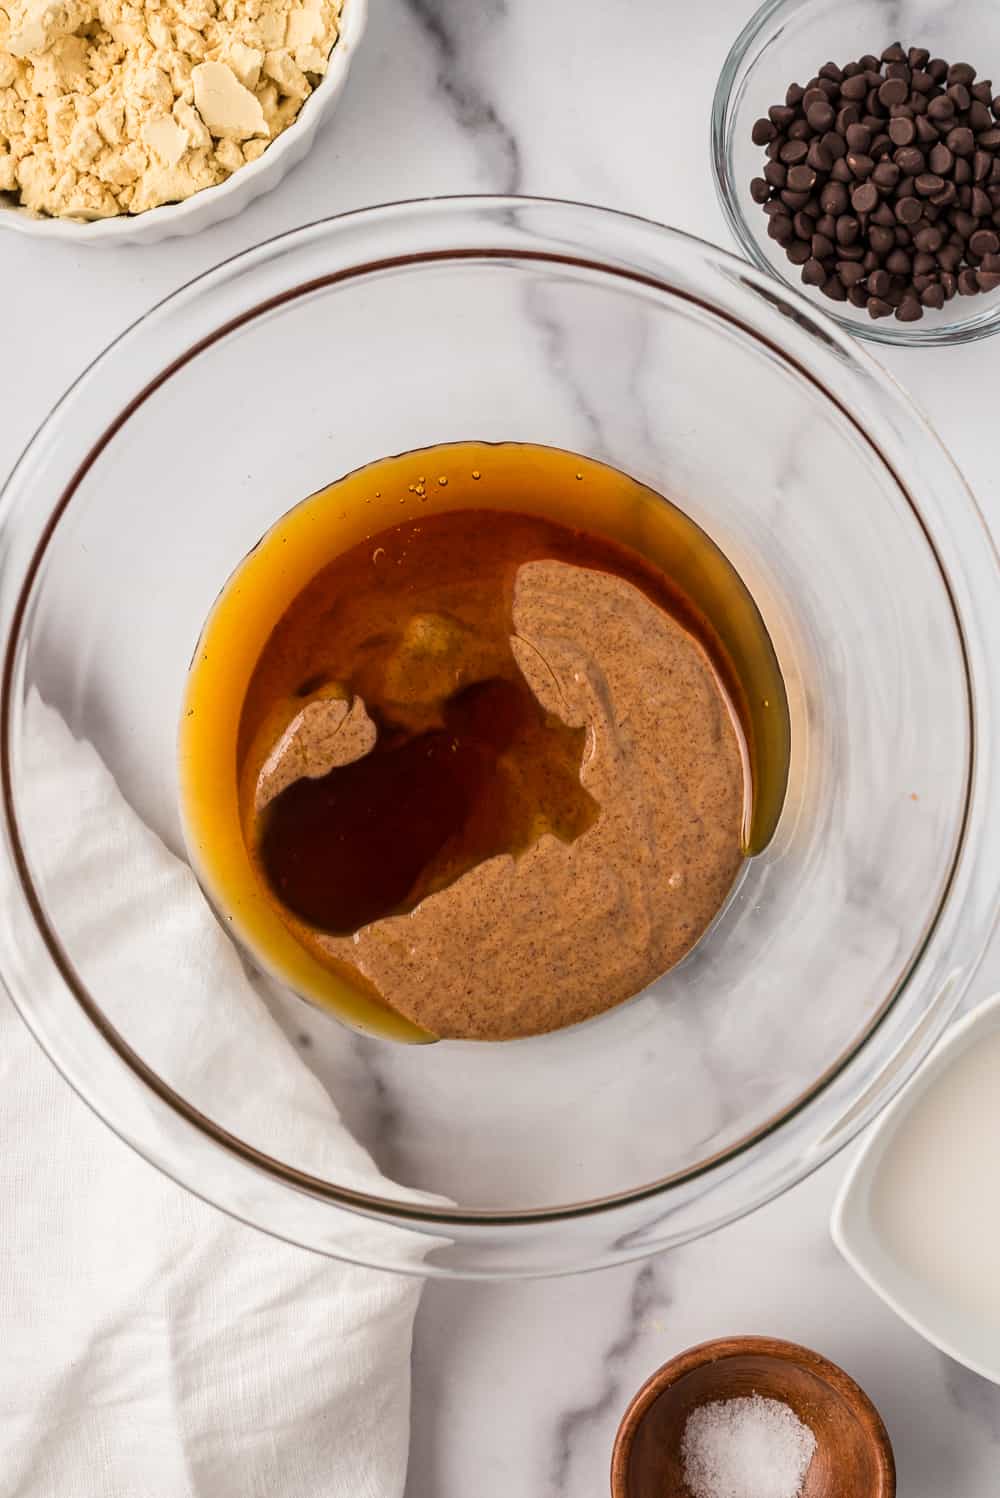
[0,196,997,1260]
[710,0,1000,348]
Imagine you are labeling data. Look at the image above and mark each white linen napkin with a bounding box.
[0,698,432,1498]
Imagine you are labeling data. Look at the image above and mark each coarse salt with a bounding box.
[680,1393,816,1498]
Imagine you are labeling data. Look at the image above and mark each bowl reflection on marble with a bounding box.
[0,199,997,1278]
[713,0,1000,346]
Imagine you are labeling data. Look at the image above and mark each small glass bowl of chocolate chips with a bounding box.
[713,0,1000,344]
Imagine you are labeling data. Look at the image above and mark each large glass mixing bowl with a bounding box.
[1,199,997,1277]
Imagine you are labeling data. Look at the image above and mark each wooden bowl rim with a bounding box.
[610,1335,896,1498]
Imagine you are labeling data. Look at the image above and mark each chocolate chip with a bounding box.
[822,129,847,159]
[895,196,923,224]
[978,270,1000,291]
[895,145,924,174]
[841,74,868,101]
[831,158,853,183]
[806,100,836,132]
[928,142,954,175]
[941,270,958,297]
[888,116,916,146]
[886,248,912,274]
[786,164,817,191]
[927,95,956,121]
[869,225,895,254]
[821,275,848,301]
[811,233,835,259]
[915,114,940,144]
[972,187,993,217]
[780,139,810,165]
[750,177,771,204]
[946,125,976,156]
[807,139,834,172]
[820,181,850,214]
[881,42,907,64]
[969,100,994,132]
[786,83,806,107]
[948,83,972,112]
[752,118,777,145]
[837,260,867,286]
[895,294,923,320]
[847,152,875,178]
[928,58,949,83]
[921,283,946,308]
[780,190,811,211]
[793,211,815,240]
[913,224,944,252]
[879,77,909,107]
[871,160,900,190]
[970,228,1000,256]
[958,267,980,293]
[948,62,977,87]
[786,239,812,265]
[974,148,992,181]
[915,173,946,196]
[835,213,859,244]
[979,129,1000,148]
[769,104,797,129]
[867,295,893,317]
[851,181,879,213]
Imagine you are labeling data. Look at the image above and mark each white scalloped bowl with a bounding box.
[0,0,366,245]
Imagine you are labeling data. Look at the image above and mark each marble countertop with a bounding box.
[3,0,999,1493]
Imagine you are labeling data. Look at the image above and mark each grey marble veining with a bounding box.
[402,0,522,192]
[3,0,1000,1494]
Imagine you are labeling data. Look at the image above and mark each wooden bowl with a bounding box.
[611,1336,895,1498]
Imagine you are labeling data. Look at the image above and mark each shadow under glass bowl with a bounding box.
[713,0,1000,347]
[0,198,997,1278]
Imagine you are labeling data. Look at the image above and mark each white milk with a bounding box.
[870,1028,1000,1329]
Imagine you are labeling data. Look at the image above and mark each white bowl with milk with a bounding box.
[833,993,1000,1385]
